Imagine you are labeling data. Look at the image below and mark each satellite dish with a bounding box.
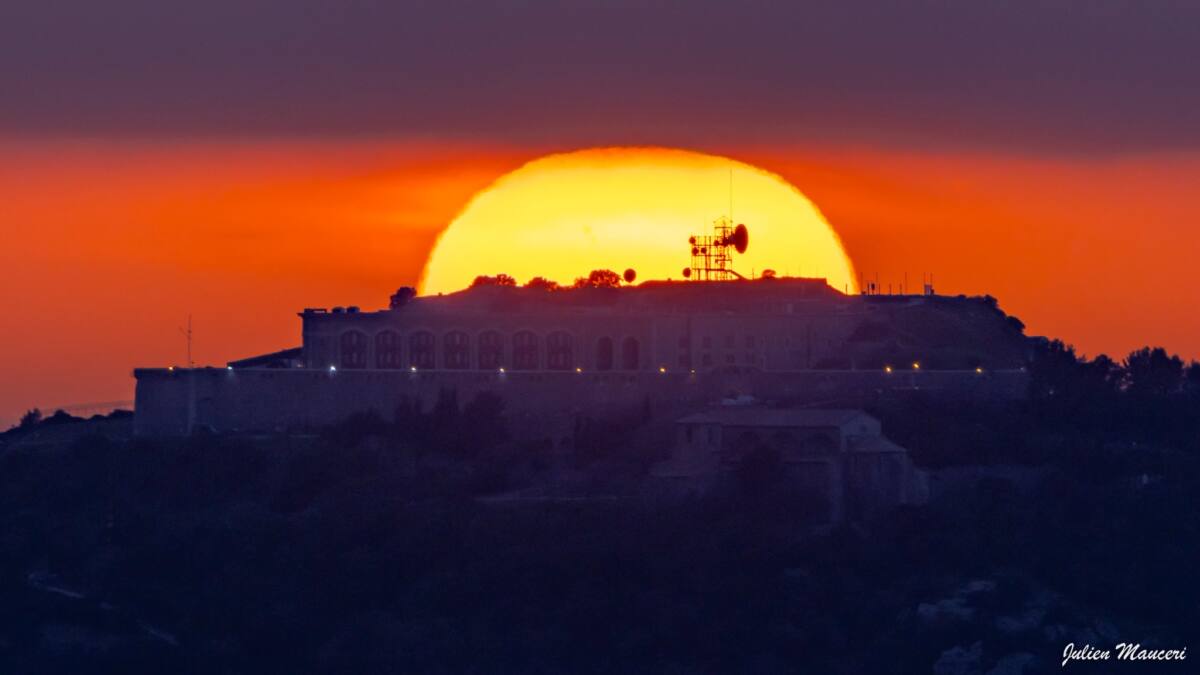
[683,219,751,281]
[682,268,692,278]
[623,268,637,283]
[730,224,749,254]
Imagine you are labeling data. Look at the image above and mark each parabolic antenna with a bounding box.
[684,218,750,281]
[729,224,749,254]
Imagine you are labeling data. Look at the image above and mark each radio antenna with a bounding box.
[178,314,193,368]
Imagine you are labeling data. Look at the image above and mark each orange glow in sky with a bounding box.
[422,148,857,294]
[2,140,1199,427]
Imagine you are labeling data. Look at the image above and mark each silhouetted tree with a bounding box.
[1187,361,1200,395]
[1026,338,1124,439]
[393,396,427,440]
[1028,338,1083,400]
[18,408,41,428]
[320,410,389,448]
[389,286,416,309]
[572,269,621,289]
[1082,354,1122,391]
[1123,346,1184,397]
[760,269,777,280]
[461,391,509,450]
[42,410,78,426]
[427,388,465,453]
[524,276,561,291]
[430,388,459,429]
[471,274,517,288]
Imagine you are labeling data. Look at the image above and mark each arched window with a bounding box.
[339,330,368,369]
[444,331,469,369]
[513,331,538,370]
[595,337,614,371]
[621,337,640,370]
[409,330,435,369]
[546,331,573,370]
[770,430,798,454]
[478,330,503,369]
[375,330,402,368]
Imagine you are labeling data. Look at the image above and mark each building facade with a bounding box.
[654,408,928,523]
[134,278,1031,436]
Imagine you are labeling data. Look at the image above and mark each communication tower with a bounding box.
[682,217,750,281]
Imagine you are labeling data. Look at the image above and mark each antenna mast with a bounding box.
[179,314,193,368]
[683,218,749,281]
[680,167,749,282]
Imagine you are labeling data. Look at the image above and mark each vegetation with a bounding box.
[2,341,1199,672]
[871,339,1200,468]
[19,408,42,428]
[469,273,518,288]
[523,276,561,291]
[572,269,622,289]
[388,286,416,308]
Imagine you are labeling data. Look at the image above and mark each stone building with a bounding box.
[300,278,852,374]
[653,408,927,523]
[296,278,1027,374]
[134,278,1031,436]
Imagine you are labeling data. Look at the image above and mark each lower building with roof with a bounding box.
[133,278,1031,437]
[653,407,927,523]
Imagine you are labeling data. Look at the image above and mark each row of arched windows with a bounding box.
[337,330,640,371]
[595,336,640,371]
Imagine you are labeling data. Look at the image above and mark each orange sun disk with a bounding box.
[420,147,858,294]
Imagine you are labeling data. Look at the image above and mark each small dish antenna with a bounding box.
[685,217,749,281]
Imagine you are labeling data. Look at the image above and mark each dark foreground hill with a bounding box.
[2,341,1199,674]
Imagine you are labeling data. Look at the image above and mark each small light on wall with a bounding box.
[659,366,667,373]
[975,367,983,374]
[884,366,892,373]
[912,362,921,370]
[499,367,506,373]
[410,366,417,372]
[575,367,582,373]
[227,366,233,371]
[329,365,336,372]
[168,366,174,372]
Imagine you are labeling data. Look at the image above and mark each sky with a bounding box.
[2,1,1199,426]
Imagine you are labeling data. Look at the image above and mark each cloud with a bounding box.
[2,1,1198,152]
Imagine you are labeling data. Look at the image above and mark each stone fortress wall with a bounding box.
[134,279,1033,437]
[134,366,1027,438]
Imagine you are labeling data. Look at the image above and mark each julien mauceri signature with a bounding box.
[1063,643,1187,667]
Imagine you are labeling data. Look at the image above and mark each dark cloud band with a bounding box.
[2,1,1195,152]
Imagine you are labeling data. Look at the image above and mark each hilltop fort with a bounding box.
[134,277,1031,439]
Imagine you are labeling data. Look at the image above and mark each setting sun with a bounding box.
[420,147,857,293]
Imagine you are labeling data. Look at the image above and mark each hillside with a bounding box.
[3,342,1200,672]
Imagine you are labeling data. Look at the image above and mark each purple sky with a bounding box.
[3,0,1197,153]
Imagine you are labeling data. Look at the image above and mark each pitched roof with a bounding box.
[847,435,907,454]
[676,408,873,428]
[227,347,303,369]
